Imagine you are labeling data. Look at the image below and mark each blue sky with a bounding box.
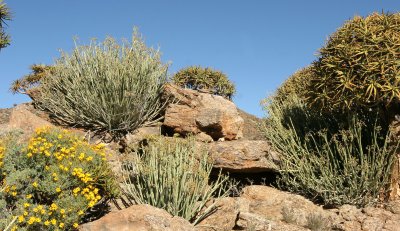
[0,1,399,117]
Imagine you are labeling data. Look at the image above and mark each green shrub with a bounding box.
[308,12,400,115]
[35,29,169,137]
[0,127,118,231]
[121,136,231,224]
[0,0,11,50]
[261,94,396,207]
[172,66,236,100]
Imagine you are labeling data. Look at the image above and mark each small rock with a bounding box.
[195,132,214,143]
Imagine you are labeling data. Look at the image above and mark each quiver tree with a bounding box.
[307,12,400,199]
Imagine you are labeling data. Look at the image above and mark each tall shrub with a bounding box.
[35,29,169,137]
[262,94,396,207]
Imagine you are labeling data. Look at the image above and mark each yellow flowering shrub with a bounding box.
[0,127,118,231]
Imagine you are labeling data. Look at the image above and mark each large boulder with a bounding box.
[237,185,335,228]
[80,204,195,231]
[163,84,243,141]
[208,140,280,173]
[6,103,54,141]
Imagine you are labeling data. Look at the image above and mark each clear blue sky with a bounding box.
[0,1,399,117]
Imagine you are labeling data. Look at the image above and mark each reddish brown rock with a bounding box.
[7,104,54,141]
[238,185,334,227]
[195,197,238,231]
[163,84,243,141]
[207,140,280,173]
[80,204,194,231]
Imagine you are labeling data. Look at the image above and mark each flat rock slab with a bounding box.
[207,140,280,173]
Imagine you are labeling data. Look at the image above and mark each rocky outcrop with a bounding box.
[330,204,400,231]
[238,109,265,140]
[163,84,244,141]
[80,204,195,231]
[5,104,54,141]
[208,140,280,173]
[196,197,238,231]
[196,185,333,231]
[9,103,53,131]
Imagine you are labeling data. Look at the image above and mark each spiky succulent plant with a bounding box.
[172,66,236,100]
[309,12,400,112]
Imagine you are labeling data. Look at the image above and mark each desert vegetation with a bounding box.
[261,12,400,207]
[0,127,118,231]
[4,8,400,231]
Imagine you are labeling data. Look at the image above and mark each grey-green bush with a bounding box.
[121,136,231,224]
[35,29,168,137]
[261,93,397,207]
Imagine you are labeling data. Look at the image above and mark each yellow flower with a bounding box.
[51,219,57,225]
[27,216,36,225]
[78,153,85,160]
[73,223,79,228]
[24,203,30,208]
[44,220,50,226]
[27,152,33,157]
[88,201,95,208]
[32,181,38,188]
[78,210,84,215]
[26,194,32,199]
[50,203,58,211]
[56,187,61,193]
[18,215,25,223]
[60,209,65,214]
[59,222,64,228]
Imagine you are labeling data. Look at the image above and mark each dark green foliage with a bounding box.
[0,0,11,50]
[308,12,400,114]
[172,66,236,100]
[274,66,315,103]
